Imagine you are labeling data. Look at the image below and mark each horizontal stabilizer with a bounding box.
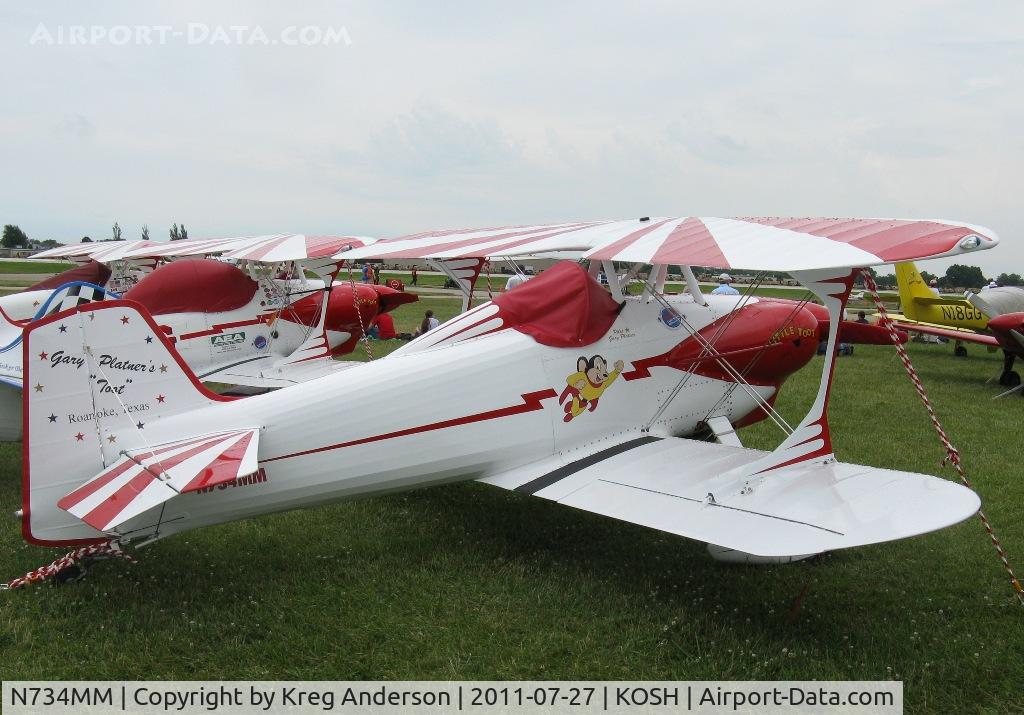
[912,296,970,306]
[58,428,259,533]
[479,436,979,557]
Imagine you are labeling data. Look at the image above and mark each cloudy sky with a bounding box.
[1,1,1021,275]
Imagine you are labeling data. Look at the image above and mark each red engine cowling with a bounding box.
[987,312,1024,336]
[284,283,418,356]
[775,300,907,345]
[670,301,821,386]
[628,300,821,393]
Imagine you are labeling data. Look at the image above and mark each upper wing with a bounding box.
[342,222,612,261]
[342,217,997,271]
[221,235,375,263]
[117,234,375,262]
[31,240,156,263]
[36,235,378,264]
[479,435,978,557]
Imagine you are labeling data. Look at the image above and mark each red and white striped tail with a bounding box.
[58,429,259,533]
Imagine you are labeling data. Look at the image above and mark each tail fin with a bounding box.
[22,299,233,546]
[894,262,937,321]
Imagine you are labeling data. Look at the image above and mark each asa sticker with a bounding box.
[211,331,246,352]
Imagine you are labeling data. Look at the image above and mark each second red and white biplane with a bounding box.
[0,234,415,440]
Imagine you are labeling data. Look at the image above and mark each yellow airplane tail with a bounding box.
[894,262,936,321]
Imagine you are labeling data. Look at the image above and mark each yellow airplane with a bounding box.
[892,262,988,332]
[888,261,1024,390]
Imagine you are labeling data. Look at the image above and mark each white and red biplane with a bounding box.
[0,235,415,440]
[20,217,996,567]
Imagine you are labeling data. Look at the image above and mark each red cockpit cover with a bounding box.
[28,261,111,291]
[124,260,258,315]
[492,261,621,347]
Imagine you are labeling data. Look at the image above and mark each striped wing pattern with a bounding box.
[32,240,159,263]
[342,222,608,261]
[57,429,260,533]
[341,217,996,271]
[35,236,377,265]
[222,235,374,262]
[122,236,260,259]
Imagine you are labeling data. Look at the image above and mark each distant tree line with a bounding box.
[2,224,60,250]
[2,220,194,249]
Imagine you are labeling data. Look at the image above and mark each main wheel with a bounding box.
[53,563,88,585]
[999,370,1021,387]
[954,345,968,357]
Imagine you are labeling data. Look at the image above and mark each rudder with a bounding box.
[893,261,936,321]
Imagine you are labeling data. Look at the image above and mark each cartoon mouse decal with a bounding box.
[559,355,624,422]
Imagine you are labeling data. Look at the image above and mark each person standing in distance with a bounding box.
[711,273,740,295]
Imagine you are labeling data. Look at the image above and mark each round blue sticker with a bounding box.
[253,335,268,350]
[659,307,682,329]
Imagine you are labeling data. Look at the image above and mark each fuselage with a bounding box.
[100,287,822,545]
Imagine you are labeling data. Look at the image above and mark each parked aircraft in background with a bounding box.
[0,235,416,439]
[888,261,1024,392]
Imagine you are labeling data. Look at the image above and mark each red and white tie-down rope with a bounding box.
[348,278,374,361]
[4,540,135,590]
[863,271,1024,606]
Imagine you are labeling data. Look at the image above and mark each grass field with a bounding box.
[0,297,1021,714]
[0,260,72,275]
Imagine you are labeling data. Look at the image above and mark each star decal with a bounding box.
[38,351,48,361]
[136,421,145,430]
[156,394,166,403]
[75,432,84,442]
[33,383,43,393]
[107,435,117,444]
[120,315,130,325]
[159,364,168,373]
[58,324,68,333]
[47,414,57,423]
[145,336,153,344]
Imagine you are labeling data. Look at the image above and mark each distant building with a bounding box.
[0,247,42,258]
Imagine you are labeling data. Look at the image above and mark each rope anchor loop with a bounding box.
[4,540,135,591]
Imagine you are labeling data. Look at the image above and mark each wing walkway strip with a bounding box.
[515,436,662,495]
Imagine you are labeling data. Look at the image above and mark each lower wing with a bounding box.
[479,435,978,557]
[887,318,1000,346]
